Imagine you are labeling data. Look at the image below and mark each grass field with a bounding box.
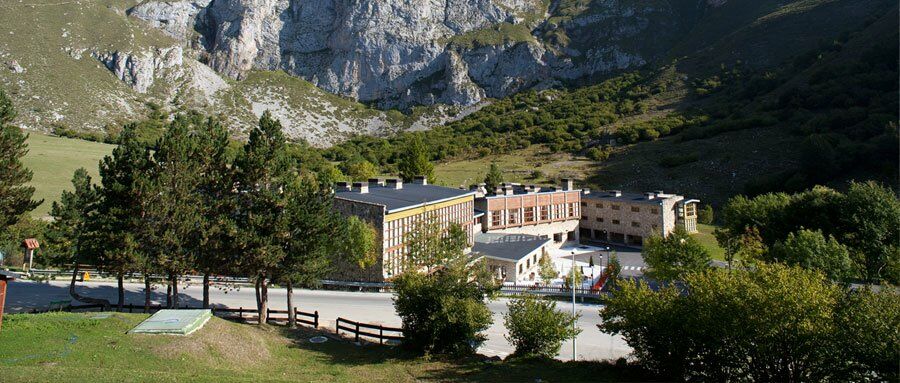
[693,224,726,261]
[0,312,651,382]
[23,133,114,218]
[434,145,595,188]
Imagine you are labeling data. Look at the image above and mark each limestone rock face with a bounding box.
[127,0,694,107]
[92,46,184,93]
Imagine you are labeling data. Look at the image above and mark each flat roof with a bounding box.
[473,233,550,262]
[581,191,679,205]
[335,183,474,213]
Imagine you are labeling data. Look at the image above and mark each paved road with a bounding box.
[5,280,631,361]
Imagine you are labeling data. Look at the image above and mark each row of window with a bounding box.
[580,201,659,214]
[581,216,659,230]
[489,202,579,227]
[383,201,473,277]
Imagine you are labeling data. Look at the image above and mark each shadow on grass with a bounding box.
[275,326,659,382]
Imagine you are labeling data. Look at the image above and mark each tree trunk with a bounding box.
[258,276,268,325]
[202,273,210,309]
[68,264,110,309]
[287,281,295,327]
[143,276,151,313]
[172,275,179,308]
[166,281,172,309]
[117,274,125,311]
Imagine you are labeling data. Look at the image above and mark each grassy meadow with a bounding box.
[23,133,114,218]
[0,312,650,382]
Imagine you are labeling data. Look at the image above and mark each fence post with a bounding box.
[379,325,384,345]
[239,307,243,319]
[335,318,340,335]
[355,322,360,343]
[314,310,319,328]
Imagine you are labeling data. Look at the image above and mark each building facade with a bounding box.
[474,179,582,249]
[331,177,475,282]
[579,190,699,247]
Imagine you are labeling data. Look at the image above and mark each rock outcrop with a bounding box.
[127,0,695,108]
[92,46,185,93]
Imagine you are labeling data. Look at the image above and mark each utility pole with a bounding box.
[571,250,577,361]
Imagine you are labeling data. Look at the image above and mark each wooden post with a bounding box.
[314,311,319,328]
[335,318,340,335]
[0,278,7,331]
[355,322,360,343]
[379,325,384,345]
[239,307,243,319]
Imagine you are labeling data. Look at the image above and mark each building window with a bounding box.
[519,264,523,274]
[540,206,550,220]
[631,206,640,213]
[580,202,587,206]
[524,208,535,222]
[595,203,603,208]
[631,221,640,228]
[508,209,520,225]
[581,215,587,220]
[650,207,659,214]
[611,204,621,211]
[596,217,604,222]
[651,224,658,230]
[491,210,502,227]
[686,203,696,217]
[526,259,531,268]
[612,219,620,225]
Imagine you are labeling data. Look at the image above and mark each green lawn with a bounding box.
[693,223,726,261]
[434,145,595,188]
[23,133,114,218]
[0,312,651,382]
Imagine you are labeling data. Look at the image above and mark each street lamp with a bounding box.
[571,250,577,361]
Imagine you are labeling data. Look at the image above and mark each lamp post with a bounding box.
[571,250,577,361]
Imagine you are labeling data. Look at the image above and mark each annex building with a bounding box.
[579,190,699,247]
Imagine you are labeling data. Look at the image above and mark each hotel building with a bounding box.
[331,176,475,282]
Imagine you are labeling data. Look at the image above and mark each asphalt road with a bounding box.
[5,280,632,362]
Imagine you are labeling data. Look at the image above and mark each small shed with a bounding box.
[0,270,19,331]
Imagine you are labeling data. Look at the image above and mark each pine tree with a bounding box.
[141,118,205,309]
[194,117,237,308]
[0,90,41,231]
[234,111,293,324]
[397,133,434,182]
[484,162,503,192]
[46,168,109,308]
[96,124,152,310]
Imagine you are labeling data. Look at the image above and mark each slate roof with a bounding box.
[335,183,474,213]
[473,233,550,262]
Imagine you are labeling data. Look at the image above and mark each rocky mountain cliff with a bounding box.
[129,0,704,109]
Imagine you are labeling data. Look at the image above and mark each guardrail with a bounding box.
[335,317,403,345]
[499,283,603,298]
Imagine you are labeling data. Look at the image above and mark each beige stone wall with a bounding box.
[329,198,386,282]
[579,194,685,246]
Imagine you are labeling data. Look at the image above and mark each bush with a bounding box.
[393,265,494,355]
[504,295,581,358]
[601,264,899,381]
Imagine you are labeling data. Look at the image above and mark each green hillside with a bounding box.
[22,133,114,218]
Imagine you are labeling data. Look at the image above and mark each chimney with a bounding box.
[530,185,541,193]
[644,192,656,200]
[352,181,369,194]
[368,178,383,188]
[583,188,591,194]
[610,190,622,197]
[385,178,403,189]
[335,181,350,191]
[560,178,574,191]
[503,186,514,196]
[412,175,427,185]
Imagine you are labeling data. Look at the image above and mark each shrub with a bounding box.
[393,265,494,355]
[697,204,714,224]
[504,295,581,358]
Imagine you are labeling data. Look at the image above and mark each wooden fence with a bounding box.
[335,317,403,345]
[50,303,319,329]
